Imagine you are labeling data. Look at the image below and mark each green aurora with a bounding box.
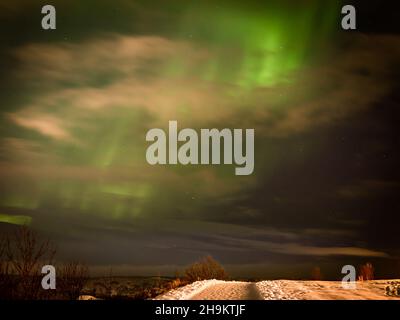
[0,1,341,221]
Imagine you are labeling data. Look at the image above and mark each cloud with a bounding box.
[152,220,388,258]
[7,33,400,145]
[1,32,399,268]
[8,35,240,151]
[0,138,55,163]
[3,33,399,213]
[194,234,388,258]
[8,112,72,141]
[243,34,400,136]
[272,243,387,258]
[32,216,387,270]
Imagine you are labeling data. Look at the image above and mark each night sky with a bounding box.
[0,0,399,279]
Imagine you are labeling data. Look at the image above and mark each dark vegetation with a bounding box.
[1,226,229,300]
[0,226,87,300]
[81,255,228,299]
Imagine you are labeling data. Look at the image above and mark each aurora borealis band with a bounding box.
[0,0,400,278]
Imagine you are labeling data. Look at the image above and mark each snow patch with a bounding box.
[256,280,298,300]
[154,279,225,300]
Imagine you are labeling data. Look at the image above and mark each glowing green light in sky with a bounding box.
[0,214,32,226]
[0,0,341,222]
[173,1,340,87]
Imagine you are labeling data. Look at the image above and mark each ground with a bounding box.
[156,279,400,300]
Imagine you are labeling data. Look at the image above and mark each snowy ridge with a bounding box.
[154,279,400,300]
[154,279,225,300]
[256,280,299,300]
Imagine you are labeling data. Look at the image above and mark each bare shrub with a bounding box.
[6,226,56,299]
[184,256,228,282]
[58,261,89,300]
[97,268,116,298]
[0,236,16,299]
[358,262,374,281]
[167,277,188,292]
[0,236,8,274]
[1,226,93,300]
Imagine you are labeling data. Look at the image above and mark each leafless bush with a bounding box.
[58,261,89,300]
[167,277,188,290]
[0,236,16,299]
[0,236,8,275]
[185,256,228,282]
[358,262,374,281]
[96,268,117,298]
[5,226,56,299]
[0,226,94,300]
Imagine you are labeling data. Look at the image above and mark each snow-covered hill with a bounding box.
[155,279,400,300]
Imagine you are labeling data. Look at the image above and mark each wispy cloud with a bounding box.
[8,112,72,141]
[1,31,399,268]
[8,33,400,143]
